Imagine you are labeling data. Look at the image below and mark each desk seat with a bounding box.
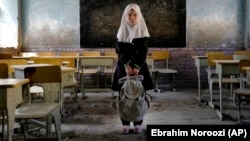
[235,88,250,125]
[209,77,240,108]
[233,55,250,60]
[32,57,80,114]
[234,50,250,55]
[151,51,178,92]
[14,65,62,141]
[79,56,115,98]
[157,68,178,74]
[103,51,117,88]
[154,68,178,92]
[235,66,250,124]
[235,88,250,95]
[16,103,59,119]
[0,77,30,141]
[78,68,100,74]
[79,51,101,97]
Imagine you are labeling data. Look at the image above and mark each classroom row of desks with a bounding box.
[192,55,250,122]
[12,55,117,66]
[0,78,29,141]
[0,63,77,141]
[1,55,159,140]
[1,55,117,94]
[1,54,171,140]
[3,55,164,96]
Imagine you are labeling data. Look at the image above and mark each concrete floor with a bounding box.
[3,88,249,141]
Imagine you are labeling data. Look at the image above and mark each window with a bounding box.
[0,0,18,48]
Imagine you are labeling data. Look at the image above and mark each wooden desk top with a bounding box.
[0,79,29,88]
[11,64,76,72]
[79,56,116,59]
[212,60,240,64]
[34,56,79,59]
[61,66,77,72]
[11,64,54,70]
[241,67,250,71]
[12,56,31,59]
[13,56,79,59]
[79,55,153,59]
[192,55,208,59]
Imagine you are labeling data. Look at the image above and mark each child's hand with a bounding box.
[125,65,133,76]
[132,68,139,75]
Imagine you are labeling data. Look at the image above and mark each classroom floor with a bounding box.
[4,88,250,141]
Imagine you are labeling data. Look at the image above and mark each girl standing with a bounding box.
[112,3,154,134]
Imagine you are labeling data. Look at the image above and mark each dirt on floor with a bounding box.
[11,89,238,141]
[60,89,237,141]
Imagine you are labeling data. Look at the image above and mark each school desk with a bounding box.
[0,78,29,141]
[192,55,208,102]
[212,60,240,120]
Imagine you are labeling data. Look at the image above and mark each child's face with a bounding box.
[126,9,139,26]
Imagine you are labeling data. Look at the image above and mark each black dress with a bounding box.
[111,37,154,91]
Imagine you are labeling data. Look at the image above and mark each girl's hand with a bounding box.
[132,68,139,75]
[125,65,133,76]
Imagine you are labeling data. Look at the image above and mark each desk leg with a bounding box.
[153,72,176,92]
[237,95,242,124]
[60,88,67,117]
[217,75,224,120]
[196,65,201,102]
[154,71,160,92]
[208,80,216,109]
[170,73,176,92]
[1,110,5,140]
[6,87,21,141]
[81,73,86,99]
[6,107,14,141]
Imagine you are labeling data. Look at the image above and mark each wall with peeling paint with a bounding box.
[1,0,248,49]
[21,0,80,48]
[19,0,247,49]
[186,0,245,48]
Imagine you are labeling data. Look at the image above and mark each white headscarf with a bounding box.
[117,3,150,43]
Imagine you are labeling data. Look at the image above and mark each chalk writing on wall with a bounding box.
[80,0,186,48]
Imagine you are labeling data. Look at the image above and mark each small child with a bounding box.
[111,3,154,134]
